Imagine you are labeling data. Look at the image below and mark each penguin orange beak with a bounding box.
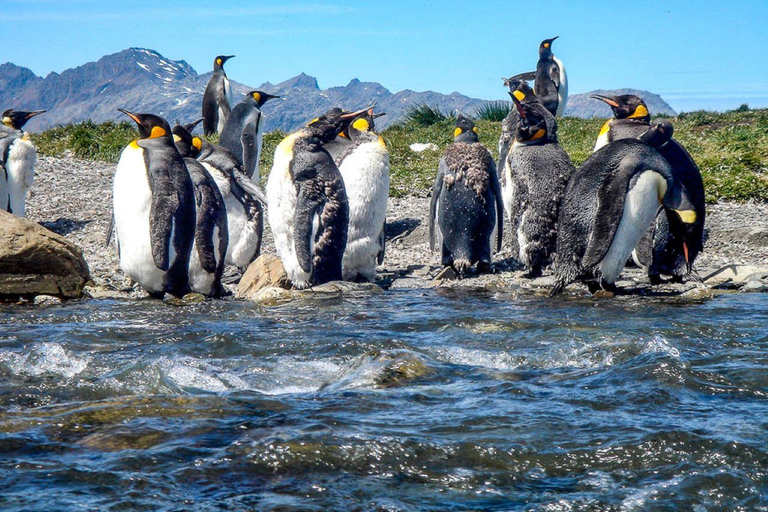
[117,108,142,125]
[372,112,387,119]
[340,107,370,119]
[511,95,527,119]
[591,94,620,108]
[25,110,46,119]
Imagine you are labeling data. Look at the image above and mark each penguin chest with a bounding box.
[594,120,613,152]
[597,171,666,283]
[553,56,568,117]
[113,146,173,292]
[5,138,37,216]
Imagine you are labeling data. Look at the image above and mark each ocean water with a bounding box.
[1,289,767,511]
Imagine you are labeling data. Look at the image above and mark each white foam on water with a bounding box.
[433,346,522,370]
[620,474,685,511]
[0,342,90,379]
[255,358,343,395]
[641,334,681,359]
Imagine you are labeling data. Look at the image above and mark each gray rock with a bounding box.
[235,254,291,300]
[741,281,768,293]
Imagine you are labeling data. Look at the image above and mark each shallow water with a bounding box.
[1,289,767,511]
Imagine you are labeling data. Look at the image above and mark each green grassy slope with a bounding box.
[33,109,768,203]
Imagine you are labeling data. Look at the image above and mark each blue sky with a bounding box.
[2,0,767,112]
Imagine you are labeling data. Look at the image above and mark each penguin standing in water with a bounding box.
[175,122,267,270]
[113,110,196,298]
[551,131,699,296]
[267,107,367,289]
[333,108,390,282]
[504,96,574,277]
[219,90,280,181]
[429,114,503,275]
[508,37,568,117]
[591,94,706,282]
[0,109,46,216]
[171,124,229,296]
[202,55,234,136]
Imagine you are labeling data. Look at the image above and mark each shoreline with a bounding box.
[23,155,768,301]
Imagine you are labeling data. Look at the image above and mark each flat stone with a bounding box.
[741,281,768,293]
[704,265,768,286]
[252,286,293,305]
[389,277,436,290]
[297,281,382,296]
[33,294,63,306]
[407,264,431,277]
[434,266,458,281]
[236,254,291,300]
[0,210,90,299]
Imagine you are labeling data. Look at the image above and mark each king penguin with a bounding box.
[171,123,229,296]
[504,95,575,277]
[113,110,196,298]
[202,55,235,136]
[333,108,390,282]
[0,109,45,216]
[266,107,367,288]
[219,90,280,181]
[592,94,706,282]
[506,37,568,117]
[551,132,699,296]
[429,114,503,275]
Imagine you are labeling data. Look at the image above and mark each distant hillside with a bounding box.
[1,48,676,132]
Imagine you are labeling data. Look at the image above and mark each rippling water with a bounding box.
[1,289,767,511]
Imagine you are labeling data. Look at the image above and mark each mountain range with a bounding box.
[0,48,676,133]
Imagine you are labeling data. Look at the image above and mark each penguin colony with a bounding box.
[5,37,706,298]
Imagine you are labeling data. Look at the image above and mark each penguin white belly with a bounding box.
[267,134,311,287]
[6,138,37,217]
[501,154,516,223]
[113,146,175,294]
[598,171,665,284]
[339,142,389,281]
[188,225,221,295]
[554,56,568,118]
[202,163,258,268]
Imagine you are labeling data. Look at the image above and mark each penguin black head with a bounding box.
[2,109,46,130]
[591,94,650,121]
[247,91,281,108]
[539,36,559,55]
[213,55,235,70]
[453,113,479,143]
[306,107,369,143]
[118,109,173,141]
[345,107,386,140]
[172,122,201,158]
[511,96,548,143]
[180,117,204,134]
[506,80,536,104]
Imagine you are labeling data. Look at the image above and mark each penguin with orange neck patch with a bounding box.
[591,94,651,151]
[113,110,196,298]
[504,96,575,277]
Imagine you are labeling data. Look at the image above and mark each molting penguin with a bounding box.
[267,107,367,288]
[429,114,503,275]
[508,37,568,117]
[171,124,229,296]
[592,95,706,282]
[113,110,195,298]
[202,55,234,136]
[551,132,699,295]
[0,109,45,216]
[591,94,651,151]
[504,96,574,277]
[334,108,390,282]
[219,90,280,181]
[194,131,267,269]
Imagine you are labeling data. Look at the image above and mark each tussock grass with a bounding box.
[33,109,768,202]
[474,101,510,122]
[399,104,454,127]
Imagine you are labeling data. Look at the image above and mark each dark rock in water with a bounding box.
[0,210,90,300]
[236,254,291,299]
[320,350,431,391]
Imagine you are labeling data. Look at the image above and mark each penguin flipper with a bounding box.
[429,158,447,252]
[241,118,260,178]
[148,168,179,271]
[582,157,642,268]
[294,186,322,274]
[377,224,386,265]
[488,159,504,253]
[193,180,222,274]
[509,71,536,82]
[231,168,268,206]
[634,209,660,268]
[547,61,561,89]
[202,91,218,136]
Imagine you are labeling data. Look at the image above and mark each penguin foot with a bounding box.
[649,274,664,286]
[477,261,493,274]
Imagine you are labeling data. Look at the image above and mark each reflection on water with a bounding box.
[1,291,767,510]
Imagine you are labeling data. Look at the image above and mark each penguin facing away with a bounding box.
[113,110,196,298]
[505,95,574,277]
[507,37,568,117]
[429,114,503,275]
[551,136,699,296]
[202,55,234,136]
[267,107,367,289]
[219,90,281,181]
[591,94,651,151]
[592,95,706,282]
[334,108,390,282]
[0,109,46,216]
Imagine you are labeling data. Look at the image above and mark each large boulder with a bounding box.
[235,254,291,299]
[0,211,90,299]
